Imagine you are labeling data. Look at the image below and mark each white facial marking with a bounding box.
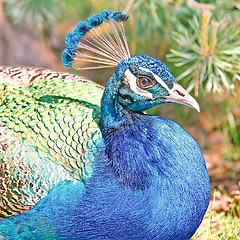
[139,67,173,94]
[124,69,153,98]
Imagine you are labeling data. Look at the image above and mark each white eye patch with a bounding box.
[139,67,171,93]
[124,69,153,98]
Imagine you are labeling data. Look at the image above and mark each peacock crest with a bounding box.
[62,10,130,70]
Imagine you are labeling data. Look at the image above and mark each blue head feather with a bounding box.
[100,54,179,130]
[117,54,176,87]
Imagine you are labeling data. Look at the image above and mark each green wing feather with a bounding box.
[0,67,104,218]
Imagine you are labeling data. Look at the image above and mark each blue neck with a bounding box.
[100,73,131,132]
[99,73,150,189]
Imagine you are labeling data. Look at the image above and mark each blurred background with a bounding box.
[0,0,240,238]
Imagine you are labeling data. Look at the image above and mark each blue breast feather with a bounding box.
[0,113,210,240]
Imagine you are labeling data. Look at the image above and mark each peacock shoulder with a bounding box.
[0,66,103,218]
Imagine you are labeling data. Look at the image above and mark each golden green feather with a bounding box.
[0,67,104,218]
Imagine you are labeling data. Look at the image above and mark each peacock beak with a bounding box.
[163,82,200,112]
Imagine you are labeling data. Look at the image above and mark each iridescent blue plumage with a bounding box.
[0,10,210,240]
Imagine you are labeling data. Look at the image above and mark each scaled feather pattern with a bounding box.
[0,10,210,240]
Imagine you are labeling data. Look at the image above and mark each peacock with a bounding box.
[0,10,210,240]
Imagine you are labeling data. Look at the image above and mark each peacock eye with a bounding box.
[137,76,156,89]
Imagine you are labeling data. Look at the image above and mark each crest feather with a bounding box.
[62,10,130,70]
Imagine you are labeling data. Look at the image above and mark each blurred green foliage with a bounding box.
[3,0,65,32]
[168,10,240,95]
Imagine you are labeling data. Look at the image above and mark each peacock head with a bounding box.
[112,54,199,112]
[62,10,199,113]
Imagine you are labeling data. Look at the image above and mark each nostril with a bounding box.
[175,90,185,97]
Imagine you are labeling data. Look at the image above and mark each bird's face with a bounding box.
[116,55,199,112]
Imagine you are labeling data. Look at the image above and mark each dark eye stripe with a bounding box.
[137,76,156,89]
